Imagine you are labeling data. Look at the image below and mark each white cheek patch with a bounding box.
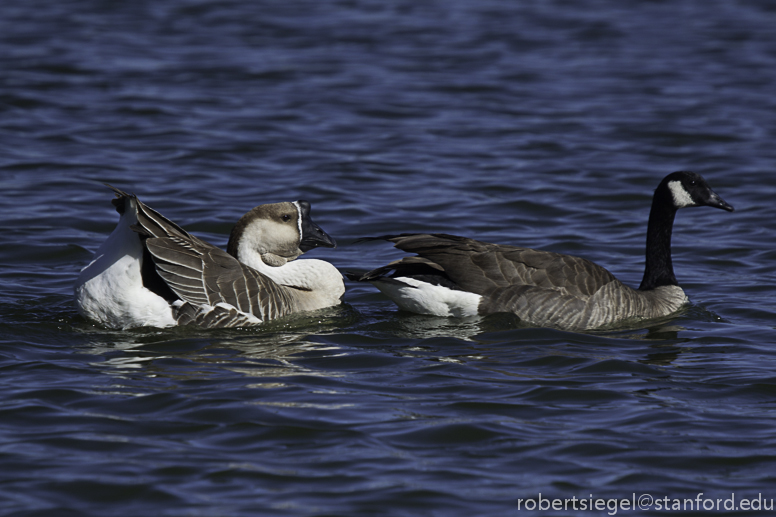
[292,201,303,243]
[668,180,695,208]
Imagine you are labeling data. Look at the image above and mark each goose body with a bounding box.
[348,171,734,330]
[75,185,344,329]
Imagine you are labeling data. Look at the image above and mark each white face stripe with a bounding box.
[668,180,694,208]
[292,201,303,242]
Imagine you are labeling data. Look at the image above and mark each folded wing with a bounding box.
[145,235,299,323]
[382,233,618,297]
[107,185,302,326]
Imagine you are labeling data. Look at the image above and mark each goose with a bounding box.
[347,171,734,330]
[75,185,345,329]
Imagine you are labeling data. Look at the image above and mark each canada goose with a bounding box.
[75,185,345,329]
[347,171,734,330]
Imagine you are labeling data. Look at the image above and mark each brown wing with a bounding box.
[383,233,618,297]
[145,236,300,323]
[172,301,266,328]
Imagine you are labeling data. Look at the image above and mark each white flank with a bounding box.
[75,200,176,329]
[668,180,694,208]
[373,277,481,318]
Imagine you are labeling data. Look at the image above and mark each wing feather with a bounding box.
[172,301,261,328]
[104,184,329,328]
[383,233,618,297]
[146,236,300,322]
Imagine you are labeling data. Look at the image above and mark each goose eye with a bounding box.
[282,214,291,222]
[689,180,697,186]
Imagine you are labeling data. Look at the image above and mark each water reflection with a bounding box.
[640,343,683,367]
[76,299,713,386]
[79,306,357,382]
[376,312,489,341]
[90,333,348,384]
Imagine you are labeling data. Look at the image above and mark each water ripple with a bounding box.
[2,0,776,515]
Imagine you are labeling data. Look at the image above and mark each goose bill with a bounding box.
[300,220,337,251]
[705,189,735,212]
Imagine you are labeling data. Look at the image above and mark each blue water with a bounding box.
[2,1,776,515]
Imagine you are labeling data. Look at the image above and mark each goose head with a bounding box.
[658,171,734,212]
[227,200,336,267]
[639,170,734,291]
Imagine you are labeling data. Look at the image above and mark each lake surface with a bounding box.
[2,0,776,515]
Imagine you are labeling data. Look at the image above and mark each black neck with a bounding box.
[226,222,245,259]
[638,191,679,291]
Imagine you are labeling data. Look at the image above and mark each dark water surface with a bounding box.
[2,1,776,515]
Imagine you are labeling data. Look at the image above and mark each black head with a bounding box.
[297,200,337,252]
[658,171,734,212]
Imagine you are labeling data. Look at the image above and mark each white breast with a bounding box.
[236,239,345,311]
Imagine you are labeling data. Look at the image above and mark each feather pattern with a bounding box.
[173,301,262,328]
[75,185,343,329]
[350,171,733,330]
[367,233,672,329]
